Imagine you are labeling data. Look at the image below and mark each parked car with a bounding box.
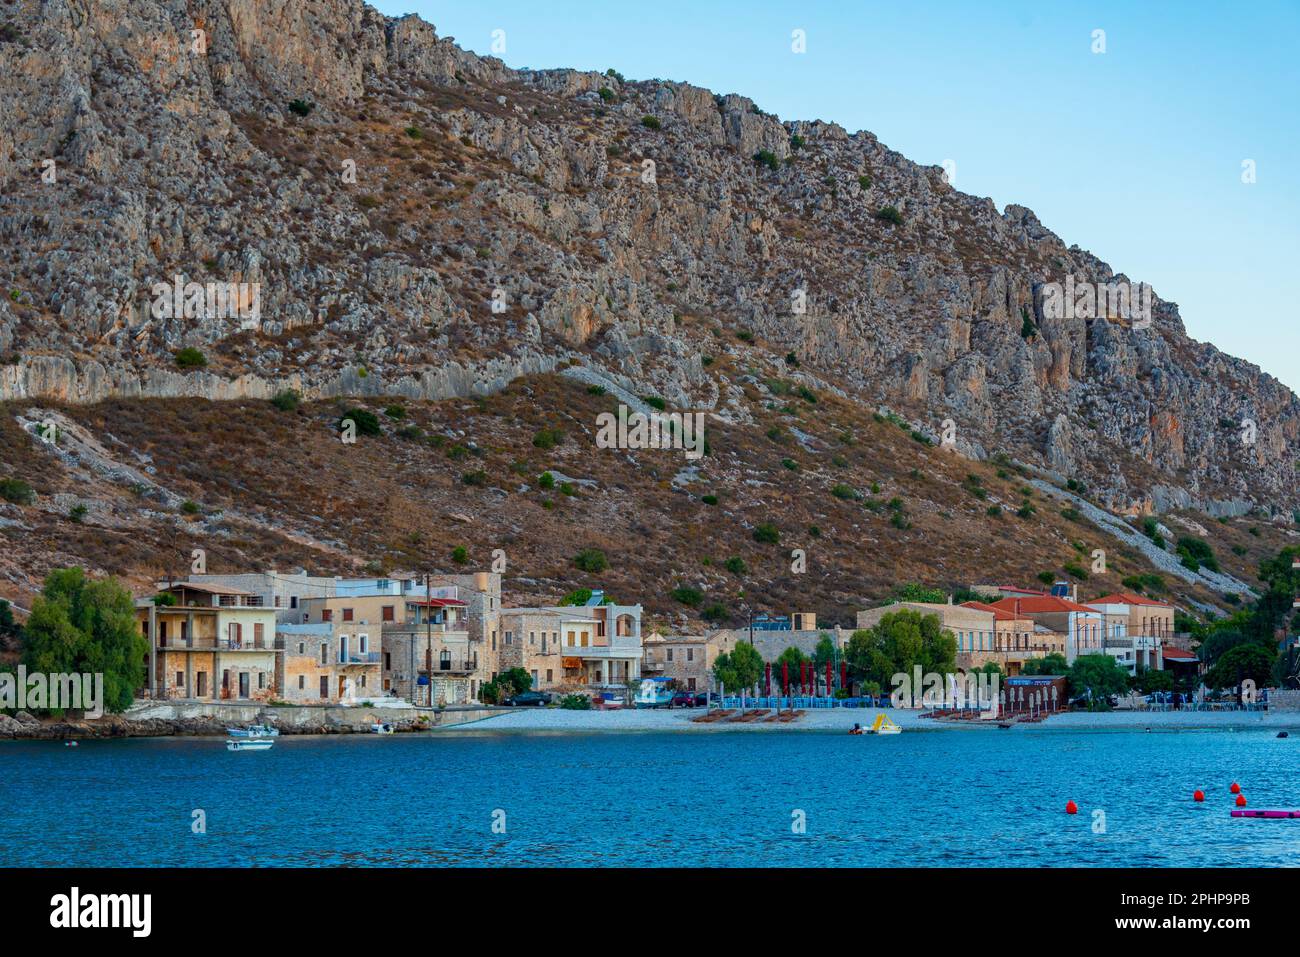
[506,691,552,707]
[671,692,707,707]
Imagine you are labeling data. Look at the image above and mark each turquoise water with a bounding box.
[1,728,1297,867]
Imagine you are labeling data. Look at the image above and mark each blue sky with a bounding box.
[374,1,1299,393]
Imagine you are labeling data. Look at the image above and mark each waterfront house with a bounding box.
[382,595,477,705]
[274,621,381,703]
[987,596,1106,664]
[498,590,643,694]
[641,630,737,691]
[136,581,280,701]
[1086,593,1174,672]
[957,601,1050,675]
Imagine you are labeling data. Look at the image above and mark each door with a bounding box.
[238,672,249,698]
[320,676,330,699]
[196,672,207,697]
[339,635,349,664]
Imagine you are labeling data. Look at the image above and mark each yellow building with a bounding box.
[136,581,280,701]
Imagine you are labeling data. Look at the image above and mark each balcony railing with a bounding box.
[338,652,382,665]
[427,659,478,674]
[156,637,276,651]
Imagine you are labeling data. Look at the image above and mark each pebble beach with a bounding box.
[447,706,1300,733]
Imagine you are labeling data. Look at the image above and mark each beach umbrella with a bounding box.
[826,661,833,698]
[782,661,789,697]
[765,662,771,696]
[840,660,848,691]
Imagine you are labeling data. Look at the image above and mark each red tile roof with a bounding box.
[990,596,1098,615]
[961,601,1027,621]
[1090,592,1173,608]
[1161,645,1198,661]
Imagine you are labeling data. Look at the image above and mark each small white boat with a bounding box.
[226,737,275,752]
[865,713,903,735]
[371,722,395,734]
[227,724,279,738]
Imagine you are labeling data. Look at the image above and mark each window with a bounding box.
[320,676,329,699]
[546,669,553,683]
[529,631,535,645]
[254,623,264,648]
[667,648,674,662]
[384,652,391,670]
[531,670,538,685]
[320,643,328,665]
[342,608,354,622]
[359,634,368,654]
[258,673,265,689]
[505,631,513,645]
[491,630,497,650]
[360,675,366,688]
[382,605,395,622]
[176,671,184,687]
[687,648,694,662]
[274,595,281,608]
[322,609,333,623]
[298,676,305,690]
[290,595,298,609]
[298,642,305,655]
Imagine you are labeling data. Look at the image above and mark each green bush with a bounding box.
[586,384,606,395]
[753,523,780,544]
[560,693,592,710]
[383,404,406,420]
[701,494,718,506]
[857,175,871,190]
[538,472,555,490]
[753,150,780,171]
[288,99,313,117]
[69,503,88,523]
[671,586,703,607]
[641,395,666,411]
[174,347,207,368]
[831,484,859,501]
[597,87,616,103]
[723,556,747,575]
[340,408,381,437]
[640,115,661,129]
[461,470,487,487]
[180,500,201,515]
[573,548,608,573]
[701,603,728,623]
[532,427,564,449]
[451,546,468,564]
[0,478,35,505]
[875,205,903,225]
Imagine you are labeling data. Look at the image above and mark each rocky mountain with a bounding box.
[0,0,1295,613]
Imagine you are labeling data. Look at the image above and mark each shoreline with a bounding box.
[3,706,1296,741]
[446,707,1300,734]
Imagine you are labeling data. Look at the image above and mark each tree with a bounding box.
[21,567,146,713]
[0,598,21,648]
[775,646,810,687]
[1205,644,1275,699]
[844,610,956,691]
[1021,652,1068,676]
[889,582,947,604]
[1133,669,1174,693]
[1067,654,1130,705]
[713,642,762,692]
[498,668,533,697]
[812,634,836,670]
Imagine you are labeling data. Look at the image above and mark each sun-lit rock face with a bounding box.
[0,0,1294,514]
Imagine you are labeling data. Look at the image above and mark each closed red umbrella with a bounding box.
[782,661,789,696]
[840,660,848,691]
[765,662,771,696]
[826,660,832,697]
[799,661,807,693]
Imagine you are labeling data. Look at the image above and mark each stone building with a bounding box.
[136,581,280,701]
[641,631,737,691]
[275,622,382,703]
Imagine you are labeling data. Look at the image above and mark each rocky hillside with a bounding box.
[0,0,1295,617]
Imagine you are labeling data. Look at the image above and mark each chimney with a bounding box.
[1015,599,1022,617]
[1072,584,1078,602]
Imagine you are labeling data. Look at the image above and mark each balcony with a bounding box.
[338,652,381,666]
[426,659,478,675]
[156,637,278,652]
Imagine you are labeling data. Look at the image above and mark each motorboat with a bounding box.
[226,737,274,752]
[227,724,279,738]
[371,722,395,734]
[634,678,674,708]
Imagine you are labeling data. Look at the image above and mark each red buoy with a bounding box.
[1236,793,1248,807]
[1066,800,1078,815]
[1230,782,1241,794]
[1193,790,1205,802]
